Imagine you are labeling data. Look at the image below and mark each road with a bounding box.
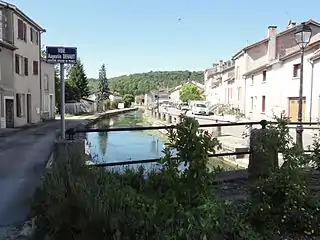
[0,119,84,227]
[164,107,316,149]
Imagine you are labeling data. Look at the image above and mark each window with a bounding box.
[251,75,254,84]
[262,95,266,113]
[16,93,25,117]
[17,19,26,41]
[0,9,7,40]
[262,71,266,82]
[15,54,20,74]
[236,66,240,79]
[33,61,38,75]
[250,97,254,111]
[24,58,28,76]
[293,64,301,78]
[15,54,28,75]
[237,87,241,100]
[30,28,39,44]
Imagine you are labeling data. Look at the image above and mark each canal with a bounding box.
[86,110,164,171]
[86,110,239,171]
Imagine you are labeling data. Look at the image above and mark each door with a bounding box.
[288,97,306,121]
[5,99,14,128]
[27,94,31,123]
[49,95,53,118]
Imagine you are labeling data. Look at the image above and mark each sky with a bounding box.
[9,0,320,78]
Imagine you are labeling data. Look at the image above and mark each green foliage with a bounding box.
[54,66,60,109]
[88,70,204,95]
[179,84,203,102]
[123,94,134,108]
[30,115,320,239]
[110,100,120,109]
[98,64,110,100]
[104,99,111,110]
[247,116,320,238]
[67,59,90,101]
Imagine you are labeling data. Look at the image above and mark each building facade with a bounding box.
[170,80,204,104]
[0,1,56,128]
[204,19,320,122]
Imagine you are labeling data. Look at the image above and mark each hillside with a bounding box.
[88,70,204,96]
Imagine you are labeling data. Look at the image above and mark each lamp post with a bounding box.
[294,22,312,149]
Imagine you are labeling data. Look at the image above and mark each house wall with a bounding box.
[12,12,41,126]
[244,50,319,121]
[41,61,55,119]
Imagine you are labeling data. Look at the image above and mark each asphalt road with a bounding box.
[0,119,84,227]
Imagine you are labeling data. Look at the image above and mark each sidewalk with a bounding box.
[0,108,137,234]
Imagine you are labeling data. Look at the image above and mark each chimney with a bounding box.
[287,20,296,29]
[267,26,277,61]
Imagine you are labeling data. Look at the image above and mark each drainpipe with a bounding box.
[308,58,314,124]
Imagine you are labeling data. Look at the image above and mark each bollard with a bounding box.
[166,114,172,124]
[157,112,161,120]
[160,112,165,121]
[248,124,278,181]
[216,120,222,137]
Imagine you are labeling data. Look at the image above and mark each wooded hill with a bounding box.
[88,70,204,96]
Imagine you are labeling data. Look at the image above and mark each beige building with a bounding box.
[0,1,55,128]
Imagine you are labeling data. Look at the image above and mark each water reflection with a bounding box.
[86,111,164,170]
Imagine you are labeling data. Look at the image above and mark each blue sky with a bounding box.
[10,0,320,78]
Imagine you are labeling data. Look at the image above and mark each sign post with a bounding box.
[46,46,77,139]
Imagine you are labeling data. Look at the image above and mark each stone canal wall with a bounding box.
[143,109,249,168]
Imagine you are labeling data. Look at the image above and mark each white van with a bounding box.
[191,102,208,115]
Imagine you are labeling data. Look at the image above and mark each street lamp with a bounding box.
[294,22,312,149]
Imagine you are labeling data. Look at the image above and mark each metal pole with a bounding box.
[60,63,66,139]
[296,49,304,149]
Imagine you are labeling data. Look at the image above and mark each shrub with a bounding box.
[30,115,320,239]
[110,100,120,109]
[104,99,111,110]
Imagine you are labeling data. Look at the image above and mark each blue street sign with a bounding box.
[46,46,77,64]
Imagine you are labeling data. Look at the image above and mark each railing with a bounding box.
[66,120,319,167]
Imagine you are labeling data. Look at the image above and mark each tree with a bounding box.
[123,94,135,108]
[179,84,203,102]
[87,70,204,96]
[98,64,110,99]
[67,59,90,100]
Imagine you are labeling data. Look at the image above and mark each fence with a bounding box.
[66,120,319,167]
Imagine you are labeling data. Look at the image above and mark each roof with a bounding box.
[0,1,46,32]
[232,19,320,60]
[171,80,204,92]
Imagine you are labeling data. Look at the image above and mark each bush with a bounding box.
[104,99,111,110]
[110,100,120,109]
[30,115,320,239]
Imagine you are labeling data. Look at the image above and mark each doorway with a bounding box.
[5,98,14,128]
[288,97,306,121]
[27,94,31,123]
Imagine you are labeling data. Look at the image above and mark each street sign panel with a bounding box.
[46,46,77,64]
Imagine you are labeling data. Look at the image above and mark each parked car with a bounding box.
[191,102,208,115]
[179,102,190,111]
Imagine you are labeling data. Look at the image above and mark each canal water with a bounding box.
[86,110,238,172]
[86,110,165,171]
